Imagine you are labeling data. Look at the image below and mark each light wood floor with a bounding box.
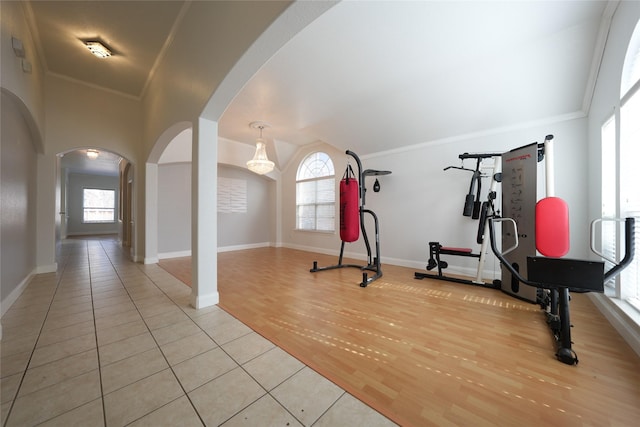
[160,247,640,426]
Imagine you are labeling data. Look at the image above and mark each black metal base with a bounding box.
[414,271,500,290]
[311,260,382,287]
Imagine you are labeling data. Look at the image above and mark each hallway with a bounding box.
[0,238,395,426]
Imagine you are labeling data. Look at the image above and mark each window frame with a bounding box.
[619,83,640,308]
[295,152,336,233]
[601,18,640,313]
[82,187,116,224]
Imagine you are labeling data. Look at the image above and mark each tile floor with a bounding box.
[0,238,397,426]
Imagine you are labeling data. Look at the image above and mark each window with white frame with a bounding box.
[83,188,116,223]
[601,116,616,291]
[620,85,640,308]
[296,152,335,231]
[601,18,640,310]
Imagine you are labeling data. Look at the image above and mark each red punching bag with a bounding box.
[340,166,359,242]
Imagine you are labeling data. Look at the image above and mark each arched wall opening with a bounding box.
[145,2,335,308]
[0,88,42,316]
[57,147,133,249]
[149,128,278,260]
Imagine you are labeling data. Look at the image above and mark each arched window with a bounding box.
[296,152,335,231]
[619,20,640,307]
[602,19,640,308]
[621,19,640,98]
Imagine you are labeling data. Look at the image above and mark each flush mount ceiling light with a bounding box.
[246,121,275,175]
[86,149,99,159]
[84,41,112,58]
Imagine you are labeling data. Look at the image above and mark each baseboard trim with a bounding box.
[155,243,273,260]
[218,242,271,253]
[66,232,118,237]
[158,250,191,259]
[1,268,36,318]
[190,291,219,309]
[143,257,159,265]
[35,263,57,274]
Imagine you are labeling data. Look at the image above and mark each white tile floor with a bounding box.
[0,238,398,426]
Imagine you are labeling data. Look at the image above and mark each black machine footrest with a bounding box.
[527,257,605,292]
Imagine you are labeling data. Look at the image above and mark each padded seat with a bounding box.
[440,246,473,254]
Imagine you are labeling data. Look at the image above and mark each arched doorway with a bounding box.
[58,148,133,254]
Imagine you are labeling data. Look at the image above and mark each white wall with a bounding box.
[0,1,45,147]
[1,2,49,305]
[156,162,273,257]
[158,163,191,256]
[65,173,119,236]
[1,91,38,316]
[217,164,272,250]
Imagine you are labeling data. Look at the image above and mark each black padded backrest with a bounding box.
[527,256,605,292]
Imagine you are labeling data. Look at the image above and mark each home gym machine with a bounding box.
[488,135,636,365]
[310,150,391,287]
[414,152,502,288]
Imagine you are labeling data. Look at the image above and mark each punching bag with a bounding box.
[340,165,360,242]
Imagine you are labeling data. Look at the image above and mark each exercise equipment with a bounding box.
[499,141,544,302]
[415,152,502,288]
[461,155,485,218]
[311,150,391,287]
[490,215,635,364]
[489,135,636,364]
[340,165,359,242]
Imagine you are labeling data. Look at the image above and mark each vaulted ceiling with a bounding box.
[26,0,612,172]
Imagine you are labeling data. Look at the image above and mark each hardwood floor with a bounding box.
[162,247,640,426]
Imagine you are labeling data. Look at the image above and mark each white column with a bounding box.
[36,153,57,273]
[144,163,159,264]
[275,175,283,247]
[191,117,219,308]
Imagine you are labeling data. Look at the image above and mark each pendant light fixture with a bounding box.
[246,121,274,175]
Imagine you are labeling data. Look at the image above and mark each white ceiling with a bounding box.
[25,0,187,98]
[27,0,612,172]
[60,149,122,176]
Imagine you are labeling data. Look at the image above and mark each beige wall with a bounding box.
[0,1,46,148]
[1,91,39,315]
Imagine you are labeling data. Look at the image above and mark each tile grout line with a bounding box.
[138,280,313,425]
[97,240,208,426]
[99,240,346,427]
[2,245,71,427]
[87,240,109,427]
[104,242,304,426]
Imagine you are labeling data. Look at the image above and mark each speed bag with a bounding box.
[340,178,360,242]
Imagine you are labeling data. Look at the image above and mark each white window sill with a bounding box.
[589,293,640,357]
[294,229,335,235]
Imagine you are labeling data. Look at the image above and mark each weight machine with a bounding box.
[414,135,636,364]
[488,135,636,364]
[415,152,502,288]
[311,150,391,287]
